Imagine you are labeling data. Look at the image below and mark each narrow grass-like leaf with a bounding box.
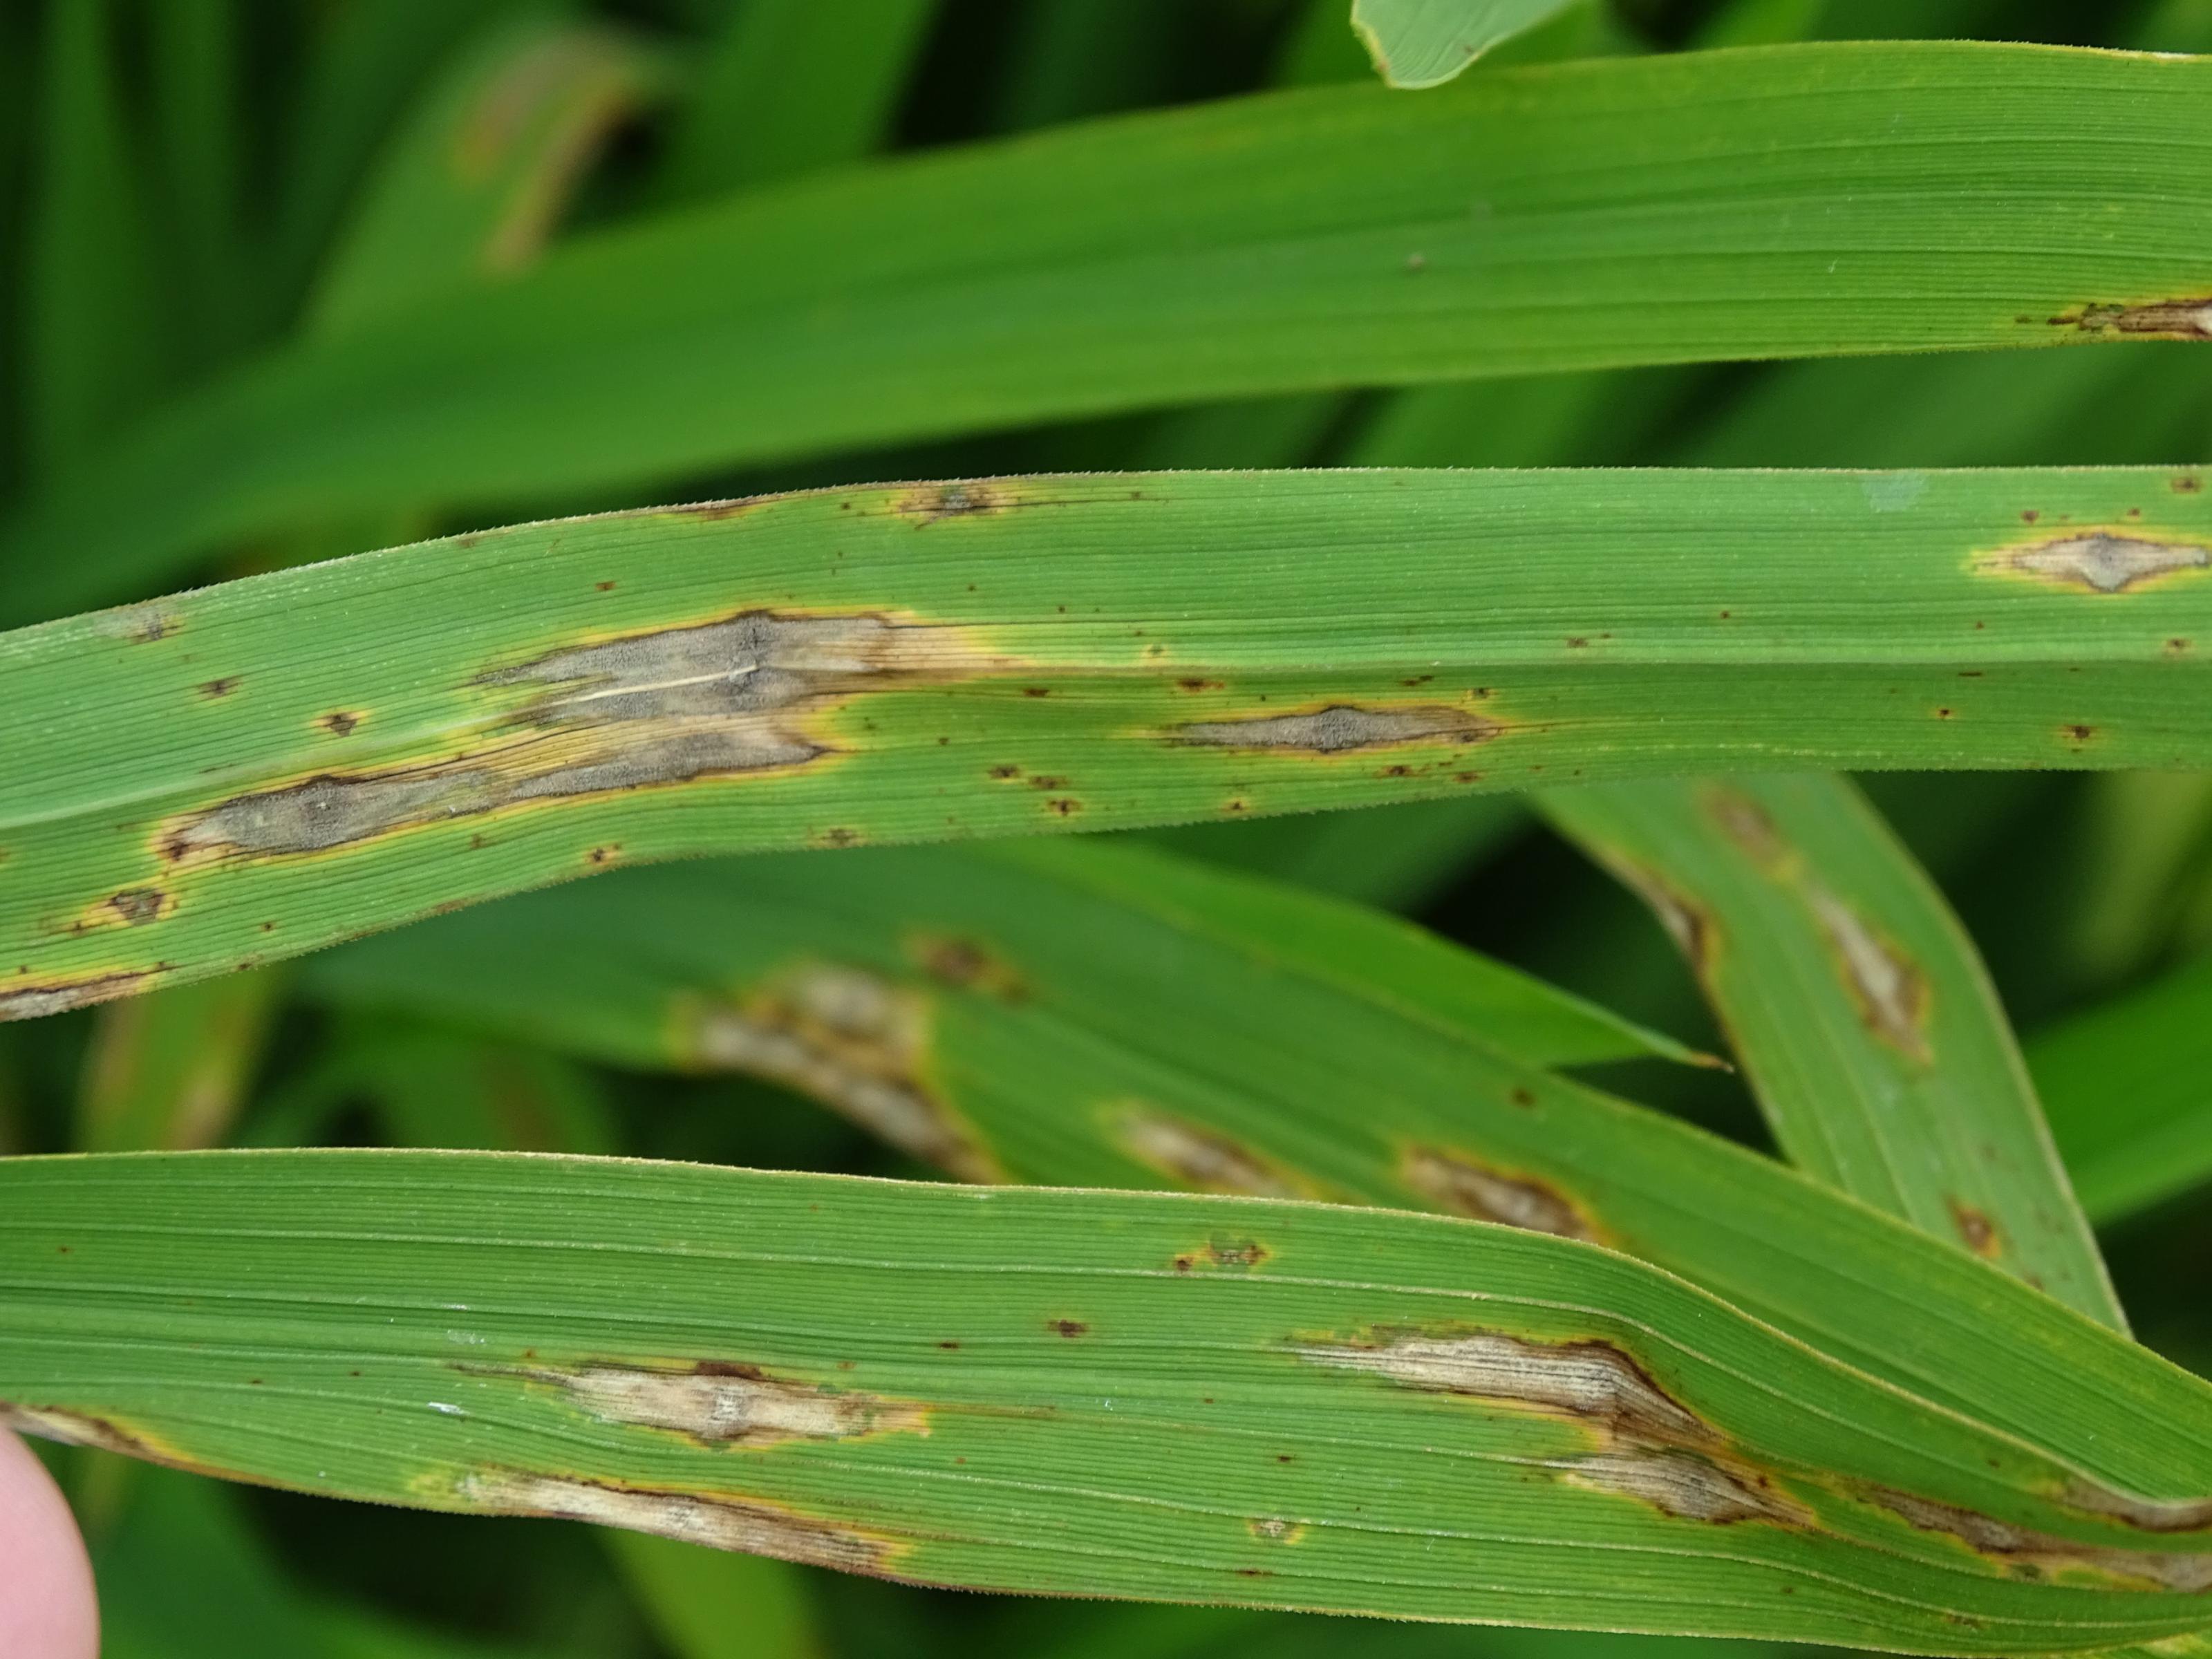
[1351,0,1583,86]
[2067,774,2212,984]
[1143,794,1526,910]
[263,0,512,331]
[146,0,245,372]
[11,41,2212,618]
[654,0,939,201]
[258,1018,617,1158]
[301,841,2176,1481]
[1539,776,2119,1326]
[2027,957,2212,1224]
[309,14,667,337]
[97,1463,554,1659]
[78,972,283,1154]
[5,1150,2212,1650]
[11,467,2212,1013]
[26,0,168,478]
[606,1530,823,1659]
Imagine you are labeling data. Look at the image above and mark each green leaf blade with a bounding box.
[13,40,2212,620]
[10,467,2212,1012]
[1351,0,1584,87]
[6,1149,2212,1649]
[1540,776,2120,1327]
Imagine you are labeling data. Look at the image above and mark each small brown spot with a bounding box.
[819,827,861,847]
[2166,638,2192,655]
[1566,637,1588,649]
[988,765,1021,780]
[908,934,1026,1002]
[1402,1147,1602,1243]
[1175,678,1224,693]
[1045,798,1080,816]
[596,581,617,591]
[586,845,615,864]
[937,1340,959,1350]
[1947,1197,2001,1259]
[1508,1087,1536,1109]
[1027,775,1066,790]
[2174,476,2204,494]
[1021,686,1051,699]
[1179,703,1499,755]
[2021,510,2040,524]
[319,711,358,736]
[1050,1320,1087,1338]
[198,677,238,698]
[2064,724,2096,744]
[107,889,165,926]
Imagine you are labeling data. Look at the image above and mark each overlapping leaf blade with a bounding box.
[10,41,2212,621]
[5,1150,2212,1651]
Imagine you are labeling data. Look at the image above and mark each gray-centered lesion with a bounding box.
[1179,703,1496,753]
[2001,534,2212,594]
[165,612,935,860]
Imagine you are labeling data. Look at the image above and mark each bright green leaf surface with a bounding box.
[12,41,2212,619]
[1539,776,2118,1326]
[1351,0,1583,86]
[11,467,2212,1013]
[6,1150,2212,1651]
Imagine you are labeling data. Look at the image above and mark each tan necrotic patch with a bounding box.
[1112,1107,1304,1197]
[162,610,993,861]
[1871,1488,2212,1595]
[1293,1329,1713,1447]
[1400,1147,1603,1243]
[0,969,165,1022]
[1989,533,2212,594]
[695,964,1001,1182]
[459,1470,901,1573]
[1566,1450,1812,1527]
[1177,703,1497,754]
[1806,889,1930,1065]
[513,1359,928,1447]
